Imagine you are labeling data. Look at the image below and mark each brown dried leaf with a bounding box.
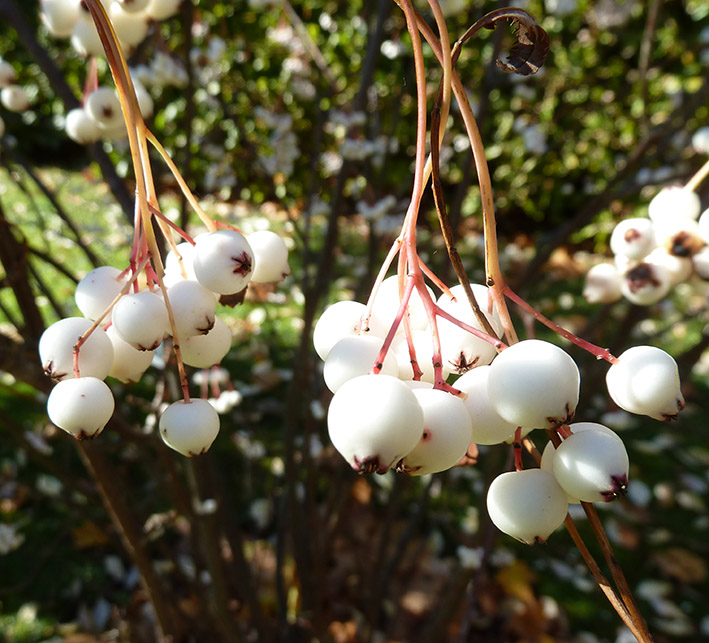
[496,17,550,76]
[652,547,707,584]
[476,9,550,76]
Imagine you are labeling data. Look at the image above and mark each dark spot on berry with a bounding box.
[449,351,479,374]
[197,316,215,334]
[623,228,641,242]
[600,474,629,502]
[353,455,388,475]
[231,252,252,277]
[625,263,660,293]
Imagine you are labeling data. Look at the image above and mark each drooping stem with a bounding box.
[522,436,650,642]
[503,286,618,364]
[398,2,519,344]
[145,128,217,232]
[582,502,654,642]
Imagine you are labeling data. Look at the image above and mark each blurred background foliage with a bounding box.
[0,0,709,641]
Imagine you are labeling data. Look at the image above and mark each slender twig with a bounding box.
[686,157,709,192]
[502,286,617,363]
[522,437,649,642]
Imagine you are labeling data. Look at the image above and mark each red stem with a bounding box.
[503,286,617,364]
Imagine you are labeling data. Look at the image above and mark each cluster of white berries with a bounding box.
[584,184,707,306]
[65,81,153,144]
[130,51,189,91]
[40,0,181,57]
[40,228,290,456]
[316,280,684,544]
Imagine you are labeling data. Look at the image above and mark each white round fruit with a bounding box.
[65,107,102,144]
[180,316,232,368]
[40,0,80,37]
[111,290,169,350]
[110,2,150,50]
[313,300,387,361]
[619,261,671,305]
[540,423,624,503]
[553,430,629,503]
[648,186,701,222]
[653,216,703,257]
[39,317,114,381]
[75,265,127,320]
[692,246,709,279]
[397,388,473,475]
[644,247,693,286]
[486,469,568,545]
[583,263,622,304]
[455,365,518,445]
[165,242,197,281]
[610,218,655,261]
[487,339,580,430]
[323,334,398,393]
[436,284,503,373]
[146,0,182,20]
[692,127,709,154]
[71,13,104,57]
[85,87,123,130]
[327,374,424,474]
[159,398,220,456]
[106,325,154,382]
[166,280,217,340]
[246,230,291,283]
[0,85,30,112]
[192,230,255,295]
[371,275,433,332]
[606,345,684,420]
[47,376,115,439]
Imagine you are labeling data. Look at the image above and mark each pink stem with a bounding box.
[503,286,617,364]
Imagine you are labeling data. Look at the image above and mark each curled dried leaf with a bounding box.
[495,15,550,75]
[454,8,550,76]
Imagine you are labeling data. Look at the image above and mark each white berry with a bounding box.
[606,345,684,420]
[246,230,290,283]
[397,388,473,475]
[39,317,114,381]
[455,365,517,445]
[486,469,568,545]
[552,430,629,503]
[159,398,220,456]
[487,339,580,430]
[112,291,169,350]
[47,377,115,439]
[327,374,424,474]
[192,230,254,295]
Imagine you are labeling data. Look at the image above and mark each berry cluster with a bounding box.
[40,227,289,455]
[66,82,153,144]
[40,0,180,56]
[36,0,291,459]
[316,285,684,543]
[584,155,709,307]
